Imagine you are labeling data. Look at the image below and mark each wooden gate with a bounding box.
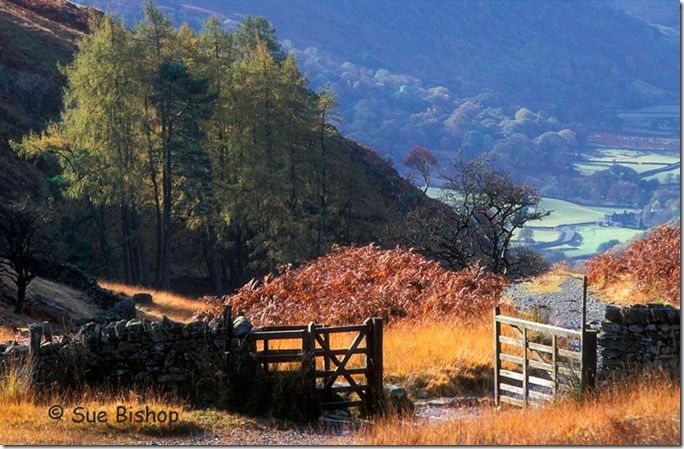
[494,278,597,407]
[248,317,383,413]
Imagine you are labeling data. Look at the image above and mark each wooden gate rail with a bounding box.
[248,317,383,414]
[494,278,598,408]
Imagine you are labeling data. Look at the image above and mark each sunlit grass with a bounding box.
[590,273,658,306]
[361,372,680,445]
[263,315,497,397]
[381,318,493,396]
[0,324,21,343]
[522,262,582,294]
[98,281,209,323]
[0,361,197,444]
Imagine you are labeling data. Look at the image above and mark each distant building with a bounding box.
[604,210,644,229]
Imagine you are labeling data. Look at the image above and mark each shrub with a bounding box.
[202,244,507,326]
[587,225,680,304]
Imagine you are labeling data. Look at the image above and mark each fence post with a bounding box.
[371,317,383,413]
[551,334,558,400]
[29,323,43,359]
[304,322,316,396]
[493,305,500,406]
[223,304,233,339]
[323,325,331,373]
[581,330,598,391]
[522,326,528,407]
[364,318,375,414]
[580,275,597,392]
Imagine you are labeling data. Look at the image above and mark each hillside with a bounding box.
[0,0,441,294]
[82,0,679,162]
[0,0,92,200]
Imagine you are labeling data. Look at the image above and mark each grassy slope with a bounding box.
[98,280,208,323]
[0,0,89,201]
[560,226,644,258]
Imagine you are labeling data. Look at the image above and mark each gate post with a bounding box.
[580,276,597,391]
[364,318,375,414]
[371,317,383,412]
[493,306,500,406]
[581,329,598,390]
[304,322,316,395]
[29,323,43,359]
[223,305,233,338]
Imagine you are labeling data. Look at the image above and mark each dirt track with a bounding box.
[504,277,607,331]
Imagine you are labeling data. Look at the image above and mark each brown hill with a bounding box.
[0,0,92,200]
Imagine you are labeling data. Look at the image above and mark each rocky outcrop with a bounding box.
[599,303,680,372]
[30,258,123,311]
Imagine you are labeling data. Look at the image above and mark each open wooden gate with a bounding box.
[493,278,597,407]
[249,317,384,413]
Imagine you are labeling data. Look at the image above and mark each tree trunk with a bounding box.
[120,203,132,284]
[160,133,172,290]
[144,96,163,287]
[203,224,222,296]
[131,206,150,287]
[14,280,26,314]
[96,203,112,279]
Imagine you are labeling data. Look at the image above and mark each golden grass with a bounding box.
[0,393,197,445]
[0,324,21,342]
[381,319,493,396]
[523,262,583,294]
[264,316,496,397]
[98,281,209,323]
[362,372,680,445]
[589,273,658,306]
[0,361,198,445]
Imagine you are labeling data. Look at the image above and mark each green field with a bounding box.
[427,189,644,259]
[643,167,680,183]
[511,228,559,243]
[555,225,644,258]
[531,197,637,227]
[575,162,669,175]
[527,229,560,243]
[574,148,679,176]
[590,149,679,164]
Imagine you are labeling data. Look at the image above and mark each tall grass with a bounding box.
[0,360,195,444]
[381,319,493,396]
[587,225,680,305]
[0,325,21,343]
[98,281,208,323]
[263,317,496,397]
[362,371,680,445]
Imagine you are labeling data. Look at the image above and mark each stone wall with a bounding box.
[599,303,680,372]
[0,313,251,394]
[30,257,136,324]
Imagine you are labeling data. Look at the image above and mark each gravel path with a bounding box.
[139,420,356,445]
[504,277,607,331]
[136,398,494,445]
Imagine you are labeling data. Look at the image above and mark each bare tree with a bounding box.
[403,146,437,193]
[443,156,549,274]
[398,155,548,275]
[0,198,53,313]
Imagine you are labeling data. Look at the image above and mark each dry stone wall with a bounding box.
[599,303,680,372]
[0,312,253,394]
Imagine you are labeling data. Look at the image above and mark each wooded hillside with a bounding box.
[5,1,435,295]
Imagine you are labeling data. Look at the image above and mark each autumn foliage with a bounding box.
[202,244,506,326]
[587,225,680,305]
